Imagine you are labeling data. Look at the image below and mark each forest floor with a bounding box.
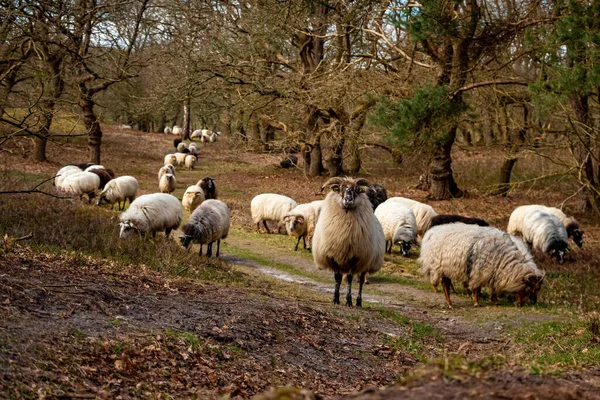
[1,126,600,399]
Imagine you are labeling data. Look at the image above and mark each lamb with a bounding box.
[96,176,139,210]
[184,154,197,170]
[59,171,101,202]
[430,214,489,229]
[283,200,324,251]
[312,177,386,307]
[197,177,218,199]
[172,125,182,135]
[164,126,172,135]
[366,183,388,210]
[507,208,569,262]
[387,197,438,237]
[119,193,182,238]
[159,173,177,194]
[251,193,297,234]
[418,223,545,309]
[176,142,188,153]
[179,199,230,256]
[164,154,177,167]
[182,185,205,212]
[158,165,175,182]
[374,201,417,256]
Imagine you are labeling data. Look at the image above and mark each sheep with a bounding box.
[164,154,177,167]
[184,154,197,170]
[96,176,139,210]
[54,165,82,187]
[200,129,212,142]
[188,143,198,155]
[374,201,417,256]
[508,208,569,262]
[84,165,105,172]
[66,163,94,170]
[172,125,182,135]
[418,223,545,309]
[182,185,205,212]
[209,131,220,142]
[173,138,182,150]
[312,177,386,307]
[177,142,188,153]
[87,167,115,190]
[280,155,298,168]
[283,200,324,251]
[251,193,297,234]
[191,129,202,139]
[119,193,182,238]
[366,183,388,210]
[179,199,230,256]
[430,214,489,229]
[158,165,175,182]
[197,177,218,200]
[59,171,101,202]
[174,152,187,167]
[159,173,177,194]
[387,197,438,237]
[510,205,583,248]
[120,124,132,130]
[164,126,172,135]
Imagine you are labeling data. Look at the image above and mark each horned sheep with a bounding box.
[159,173,176,194]
[312,177,386,307]
[180,199,230,257]
[387,197,438,237]
[283,200,324,251]
[119,193,182,238]
[374,200,417,256]
[419,223,545,309]
[182,185,206,212]
[251,193,297,234]
[96,176,139,210]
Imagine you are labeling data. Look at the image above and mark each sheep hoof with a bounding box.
[356,298,362,307]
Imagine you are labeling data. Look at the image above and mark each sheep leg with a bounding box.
[345,273,353,307]
[386,241,392,254]
[356,272,366,307]
[262,221,271,234]
[471,287,481,307]
[207,242,213,257]
[216,239,220,257]
[256,222,260,233]
[198,245,203,256]
[491,293,499,305]
[441,277,453,309]
[294,236,301,251]
[165,228,172,238]
[302,236,306,249]
[333,272,343,305]
[364,272,370,284]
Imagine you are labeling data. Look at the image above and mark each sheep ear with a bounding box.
[320,177,345,192]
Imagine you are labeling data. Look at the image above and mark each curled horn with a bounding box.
[320,176,345,192]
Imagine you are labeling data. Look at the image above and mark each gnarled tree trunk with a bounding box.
[429,125,463,199]
[81,96,102,164]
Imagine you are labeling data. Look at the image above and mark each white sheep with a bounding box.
[176,142,188,153]
[174,152,187,167]
[387,197,438,237]
[164,154,177,167]
[159,173,176,194]
[164,126,172,135]
[119,193,182,238]
[200,129,212,142]
[158,165,175,182]
[184,154,197,170]
[54,165,82,188]
[182,185,205,212]
[59,171,101,202]
[188,143,198,155]
[312,177,385,307]
[283,200,324,251]
[209,132,220,142]
[374,200,417,256]
[84,165,104,172]
[179,199,230,256]
[508,205,583,248]
[251,193,297,234]
[191,130,202,139]
[419,223,545,309]
[508,208,569,262]
[96,176,139,210]
[172,125,182,135]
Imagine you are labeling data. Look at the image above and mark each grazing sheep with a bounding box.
[164,154,177,167]
[251,193,297,234]
[508,208,569,262]
[374,201,417,256]
[197,177,218,200]
[174,152,187,167]
[430,214,489,229]
[200,129,212,142]
[182,185,205,212]
[511,205,584,248]
[312,177,386,307]
[180,199,230,256]
[177,142,188,153]
[387,197,438,237]
[184,154,197,170]
[283,200,324,251]
[366,183,388,210]
[119,193,182,238]
[54,165,82,187]
[164,126,172,135]
[59,171,101,202]
[96,176,139,210]
[191,129,202,139]
[188,143,198,155]
[172,125,182,135]
[209,131,220,142]
[87,167,115,190]
[419,223,545,309]
[84,165,105,172]
[158,165,175,182]
[159,173,177,194]
[280,155,298,169]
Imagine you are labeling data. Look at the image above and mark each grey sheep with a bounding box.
[180,199,230,256]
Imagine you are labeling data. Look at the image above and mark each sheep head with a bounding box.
[284,214,305,232]
[549,243,569,263]
[119,221,139,238]
[179,234,193,248]
[322,177,371,210]
[515,271,546,306]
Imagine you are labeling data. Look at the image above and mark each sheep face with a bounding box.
[284,215,305,233]
[179,234,193,248]
[572,229,584,248]
[323,177,370,210]
[400,240,412,256]
[515,273,545,306]
[549,245,569,263]
[119,221,140,238]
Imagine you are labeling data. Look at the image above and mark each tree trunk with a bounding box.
[182,98,191,140]
[429,125,463,199]
[34,136,48,162]
[309,139,323,177]
[250,116,261,142]
[495,158,517,197]
[348,140,361,174]
[261,125,274,151]
[327,136,345,177]
[81,96,102,164]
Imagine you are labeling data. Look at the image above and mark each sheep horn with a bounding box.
[320,177,345,192]
[354,178,373,189]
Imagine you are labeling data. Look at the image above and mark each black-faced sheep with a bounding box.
[159,173,176,194]
[197,177,218,200]
[509,205,583,248]
[366,183,388,210]
[96,176,139,210]
[419,223,545,309]
[507,208,569,262]
[283,200,323,251]
[173,138,182,150]
[251,193,297,234]
[312,177,385,307]
[180,199,230,256]
[374,200,417,256]
[429,214,490,229]
[182,185,205,212]
[119,193,182,238]
[387,197,438,237]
